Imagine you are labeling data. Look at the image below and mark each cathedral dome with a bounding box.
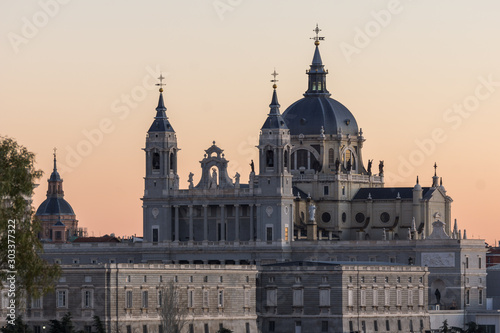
[36,197,75,216]
[282,96,358,136]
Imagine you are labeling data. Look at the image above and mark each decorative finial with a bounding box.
[213,140,216,146]
[156,73,166,93]
[271,68,279,89]
[53,147,57,170]
[434,162,437,176]
[416,176,419,184]
[310,24,325,45]
[53,147,57,159]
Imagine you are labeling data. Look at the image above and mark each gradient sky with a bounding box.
[2,1,500,244]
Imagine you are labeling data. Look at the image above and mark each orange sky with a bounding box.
[2,1,500,244]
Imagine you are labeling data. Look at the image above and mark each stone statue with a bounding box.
[382,228,386,240]
[208,168,218,189]
[250,160,255,173]
[435,289,441,304]
[234,172,240,187]
[174,174,179,189]
[346,159,352,172]
[308,204,316,222]
[188,172,194,189]
[335,158,340,173]
[379,160,384,175]
[367,159,373,175]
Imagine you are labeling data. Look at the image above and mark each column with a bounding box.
[234,204,240,242]
[166,205,172,242]
[256,204,261,242]
[219,205,225,242]
[249,204,254,242]
[203,205,208,242]
[174,205,179,242]
[188,205,193,242]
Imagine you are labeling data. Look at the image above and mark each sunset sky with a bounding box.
[2,1,500,244]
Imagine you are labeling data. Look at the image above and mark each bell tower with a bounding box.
[143,74,179,242]
[257,70,294,245]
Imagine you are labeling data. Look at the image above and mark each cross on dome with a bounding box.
[311,23,325,45]
[271,69,279,89]
[156,73,166,92]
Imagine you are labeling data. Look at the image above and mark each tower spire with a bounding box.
[261,69,287,129]
[305,24,329,97]
[148,73,174,133]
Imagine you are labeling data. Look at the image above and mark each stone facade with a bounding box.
[19,264,257,333]
[258,262,430,333]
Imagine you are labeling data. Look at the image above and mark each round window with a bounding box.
[380,212,390,223]
[355,213,365,223]
[342,212,347,223]
[322,212,331,223]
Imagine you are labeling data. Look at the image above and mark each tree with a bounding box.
[0,137,60,302]
[216,328,233,333]
[1,315,32,333]
[48,312,77,333]
[158,281,189,333]
[465,321,485,333]
[93,315,106,333]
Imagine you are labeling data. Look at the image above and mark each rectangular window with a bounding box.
[479,257,482,269]
[152,227,159,242]
[348,289,354,307]
[203,290,209,308]
[420,319,424,330]
[158,326,163,333]
[126,290,133,308]
[384,288,390,306]
[143,325,148,333]
[396,289,402,306]
[408,289,414,306]
[293,289,303,307]
[479,289,483,305]
[409,320,414,332]
[204,324,209,333]
[466,257,469,269]
[158,290,162,307]
[188,290,194,308]
[142,291,148,308]
[57,290,67,308]
[323,186,329,196]
[218,290,224,307]
[84,326,92,333]
[349,321,353,332]
[32,297,42,309]
[361,321,366,333]
[319,289,330,307]
[266,227,273,241]
[397,320,402,331]
[386,320,390,331]
[321,321,328,332]
[269,321,275,332]
[83,290,93,308]
[466,289,470,305]
[419,288,424,306]
[34,326,41,333]
[360,289,366,307]
[285,226,289,241]
[374,320,378,332]
[373,289,378,307]
[127,326,131,333]
[245,323,250,333]
[244,290,250,307]
[189,324,194,333]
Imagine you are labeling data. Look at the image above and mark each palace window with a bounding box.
[152,152,160,170]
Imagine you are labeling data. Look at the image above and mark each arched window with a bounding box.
[266,150,274,167]
[297,150,308,169]
[152,152,160,170]
[284,150,289,170]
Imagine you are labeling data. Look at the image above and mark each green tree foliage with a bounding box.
[0,137,60,300]
[93,315,106,333]
[49,312,76,333]
[1,315,32,333]
[216,328,233,333]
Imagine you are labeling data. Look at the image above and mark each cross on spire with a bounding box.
[53,147,57,158]
[271,69,279,89]
[156,73,166,92]
[434,162,438,176]
[311,24,325,45]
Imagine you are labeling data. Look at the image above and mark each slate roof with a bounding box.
[148,93,175,133]
[352,187,435,200]
[36,197,75,215]
[264,260,406,267]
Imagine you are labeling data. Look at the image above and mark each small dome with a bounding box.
[282,96,358,136]
[36,197,75,216]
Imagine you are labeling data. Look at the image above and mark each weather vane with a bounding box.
[156,73,166,92]
[271,68,279,88]
[311,23,325,45]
